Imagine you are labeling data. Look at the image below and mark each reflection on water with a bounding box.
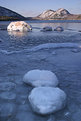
[8,31,28,37]
[0,20,81,32]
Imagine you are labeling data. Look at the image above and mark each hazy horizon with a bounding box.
[0,0,81,17]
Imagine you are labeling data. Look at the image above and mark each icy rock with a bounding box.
[7,21,32,32]
[41,26,52,32]
[0,82,16,91]
[23,69,59,87]
[28,87,66,115]
[54,26,64,31]
[0,92,16,100]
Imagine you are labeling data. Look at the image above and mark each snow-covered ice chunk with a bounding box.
[7,21,32,32]
[23,69,59,87]
[28,87,66,115]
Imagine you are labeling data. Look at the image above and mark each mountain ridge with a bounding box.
[37,8,70,19]
[0,6,25,20]
[34,8,81,20]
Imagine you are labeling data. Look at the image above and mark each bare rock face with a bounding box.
[7,21,32,32]
[28,87,67,115]
[23,69,59,87]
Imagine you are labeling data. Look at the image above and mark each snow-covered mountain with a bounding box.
[37,8,70,19]
[0,6,25,20]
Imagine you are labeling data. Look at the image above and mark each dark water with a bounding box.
[0,20,81,121]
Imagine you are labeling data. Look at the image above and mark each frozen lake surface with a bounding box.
[0,20,81,121]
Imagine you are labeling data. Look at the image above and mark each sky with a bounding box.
[0,0,81,17]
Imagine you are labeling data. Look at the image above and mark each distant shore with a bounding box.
[0,18,81,21]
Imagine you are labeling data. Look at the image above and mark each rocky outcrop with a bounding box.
[54,26,64,31]
[28,87,66,115]
[23,69,59,87]
[7,21,32,32]
[41,26,52,32]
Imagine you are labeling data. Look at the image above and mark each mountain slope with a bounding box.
[38,9,55,19]
[0,6,25,20]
